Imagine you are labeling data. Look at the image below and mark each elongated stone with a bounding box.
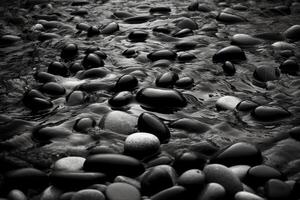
[213,45,246,63]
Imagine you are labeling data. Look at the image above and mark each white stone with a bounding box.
[216,96,241,110]
[53,156,86,171]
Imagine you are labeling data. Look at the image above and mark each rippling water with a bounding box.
[1,0,300,184]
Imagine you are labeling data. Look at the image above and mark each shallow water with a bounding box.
[1,0,300,192]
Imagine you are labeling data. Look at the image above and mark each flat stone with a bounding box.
[53,156,86,171]
[231,34,261,46]
[213,45,246,63]
[251,106,291,121]
[106,183,141,200]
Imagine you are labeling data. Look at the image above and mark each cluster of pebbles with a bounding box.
[1,0,300,199]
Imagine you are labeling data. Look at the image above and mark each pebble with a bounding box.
[253,65,280,82]
[113,11,134,19]
[124,132,160,159]
[135,87,187,112]
[254,32,284,41]
[83,154,145,178]
[124,15,153,24]
[172,28,193,38]
[212,45,247,63]
[234,191,265,200]
[128,30,148,42]
[141,165,177,196]
[173,151,207,175]
[7,189,27,200]
[189,142,219,156]
[101,22,119,34]
[61,43,78,61]
[197,182,226,200]
[216,12,246,23]
[148,50,177,61]
[99,111,137,135]
[177,169,206,191]
[289,126,300,141]
[177,52,196,62]
[114,176,141,190]
[66,91,87,106]
[176,17,198,30]
[53,156,86,171]
[41,82,66,96]
[283,24,300,41]
[174,40,198,50]
[210,142,263,167]
[34,72,56,83]
[23,89,53,111]
[82,53,104,69]
[231,34,261,46]
[153,26,171,34]
[216,95,241,111]
[106,183,141,200]
[149,7,171,14]
[264,179,292,200]
[175,77,194,88]
[203,164,243,196]
[236,100,259,111]
[48,61,68,77]
[50,172,106,190]
[245,165,284,188]
[78,68,108,79]
[279,59,299,75]
[32,125,71,142]
[229,165,251,181]
[71,189,105,200]
[40,186,63,200]
[151,59,172,68]
[114,74,138,92]
[156,71,179,88]
[76,23,91,31]
[87,26,100,37]
[170,118,210,133]
[251,106,291,121]
[73,117,96,133]
[137,112,170,143]
[108,91,133,108]
[151,186,187,200]
[221,61,236,76]
[5,168,49,191]
[70,62,84,74]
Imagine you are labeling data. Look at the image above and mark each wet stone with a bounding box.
[74,117,96,133]
[83,154,145,178]
[172,151,207,175]
[23,89,53,111]
[76,23,91,31]
[151,186,187,200]
[101,22,119,35]
[197,182,226,200]
[40,186,63,200]
[251,106,291,121]
[222,61,236,76]
[235,191,265,200]
[176,17,198,30]
[279,59,299,75]
[254,32,284,41]
[99,111,137,135]
[41,82,66,96]
[50,172,107,191]
[108,91,133,108]
[236,100,259,111]
[284,24,300,41]
[151,59,172,68]
[289,126,300,141]
[253,65,280,82]
[155,71,179,88]
[149,6,171,14]
[210,142,263,167]
[7,189,27,200]
[212,45,247,63]
[114,74,138,92]
[72,189,105,200]
[87,26,100,37]
[177,52,196,62]
[112,11,134,19]
[147,50,177,61]
[124,15,153,24]
[172,28,193,38]
[175,77,194,88]
[48,61,68,77]
[124,132,160,159]
[106,183,141,200]
[264,179,292,200]
[153,26,171,34]
[203,164,243,196]
[128,30,148,42]
[170,118,210,133]
[245,165,284,188]
[137,112,170,143]
[32,126,71,142]
[5,168,49,191]
[141,165,177,196]
[53,156,86,172]
[146,155,174,168]
[82,53,104,69]
[61,43,78,61]
[216,95,241,111]
[66,91,87,106]
[122,48,137,58]
[216,12,246,23]
[136,87,187,112]
[34,72,56,83]
[174,40,197,50]
[229,165,251,182]
[177,169,206,191]
[231,34,261,46]
[78,68,108,79]
[70,62,84,74]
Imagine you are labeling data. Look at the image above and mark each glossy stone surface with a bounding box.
[253,66,280,82]
[108,91,133,108]
[155,71,179,88]
[106,183,141,200]
[251,106,291,121]
[213,45,247,63]
[216,95,241,111]
[147,50,177,61]
[82,53,104,69]
[114,74,138,92]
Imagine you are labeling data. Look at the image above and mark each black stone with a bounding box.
[251,106,291,121]
[172,28,193,38]
[177,169,205,191]
[82,53,104,69]
[236,100,259,111]
[253,66,280,82]
[128,30,148,42]
[176,18,198,30]
[23,89,53,111]
[61,43,78,61]
[101,22,119,35]
[122,48,137,58]
[222,61,236,76]
[149,7,171,14]
[213,45,246,63]
[34,72,56,83]
[41,82,66,96]
[151,186,187,200]
[216,12,246,24]
[108,91,133,108]
[175,77,194,88]
[264,179,292,200]
[124,15,153,24]
[210,142,263,167]
[155,71,179,88]
[114,74,138,92]
[174,40,197,51]
[78,68,108,79]
[148,50,177,61]
[280,59,299,75]
[48,61,68,77]
[153,26,171,34]
[289,126,300,141]
[87,26,100,37]
[74,117,96,133]
[177,52,196,62]
[138,112,171,143]
[70,62,84,74]
[170,118,210,133]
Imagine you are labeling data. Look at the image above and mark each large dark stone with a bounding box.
[82,53,104,69]
[147,50,177,61]
[108,91,133,108]
[23,89,53,111]
[128,30,148,42]
[279,59,299,75]
[284,25,300,41]
[48,61,68,77]
[264,179,292,200]
[101,22,119,34]
[212,45,246,63]
[151,186,187,200]
[114,74,138,92]
[41,82,66,96]
[253,65,280,82]
[170,118,210,133]
[155,71,179,88]
[251,106,291,121]
[210,142,263,167]
[61,43,78,61]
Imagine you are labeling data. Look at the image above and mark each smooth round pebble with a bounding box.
[279,59,299,75]
[222,61,236,76]
[151,186,187,200]
[82,53,104,69]
[175,77,194,88]
[177,52,196,62]
[251,106,291,121]
[32,126,71,142]
[155,71,179,88]
[71,189,105,200]
[236,100,259,111]
[106,183,141,200]
[124,132,161,159]
[173,151,207,175]
[78,68,108,79]
[7,189,27,200]
[264,179,292,200]
[176,17,198,30]
[101,22,119,34]
[147,50,177,61]
[197,183,226,200]
[213,45,246,63]
[177,169,206,191]
[41,82,66,96]
[48,61,68,77]
[216,95,241,111]
[234,191,265,200]
[66,91,87,106]
[34,72,56,83]
[61,43,78,61]
[231,34,261,46]
[53,156,86,171]
[253,66,280,82]
[229,165,251,181]
[128,30,148,42]
[87,26,100,37]
[284,25,300,41]
[114,74,138,92]
[203,164,243,196]
[23,89,53,111]
[108,91,133,108]
[216,12,246,23]
[74,117,96,133]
